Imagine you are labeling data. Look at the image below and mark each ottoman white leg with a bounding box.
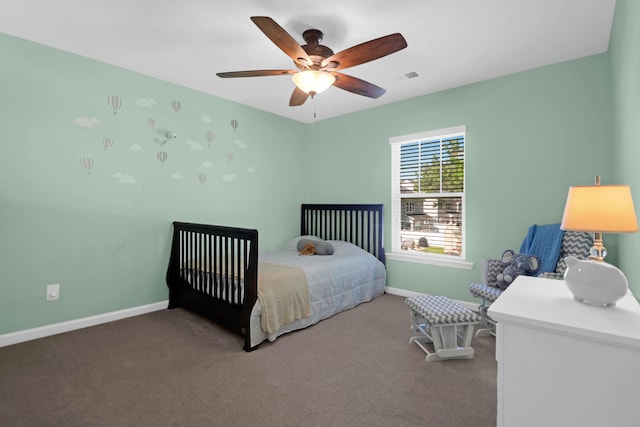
[406,295,480,362]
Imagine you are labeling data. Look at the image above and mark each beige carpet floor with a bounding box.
[0,294,496,426]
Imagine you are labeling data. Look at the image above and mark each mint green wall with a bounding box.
[306,54,613,301]
[0,13,627,335]
[0,34,307,334]
[609,0,640,297]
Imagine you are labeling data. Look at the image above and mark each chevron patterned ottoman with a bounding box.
[406,295,480,361]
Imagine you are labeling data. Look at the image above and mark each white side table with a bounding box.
[488,276,640,427]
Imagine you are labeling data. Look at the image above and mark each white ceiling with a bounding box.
[0,0,616,124]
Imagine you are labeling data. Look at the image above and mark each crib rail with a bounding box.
[166,222,258,350]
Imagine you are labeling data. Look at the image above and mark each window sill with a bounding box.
[386,252,474,270]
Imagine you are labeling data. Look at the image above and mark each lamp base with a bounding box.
[564,256,628,307]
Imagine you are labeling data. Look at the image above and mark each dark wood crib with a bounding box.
[166,203,385,351]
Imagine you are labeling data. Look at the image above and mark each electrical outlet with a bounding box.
[46,284,60,301]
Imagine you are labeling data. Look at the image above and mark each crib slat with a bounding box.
[300,204,385,265]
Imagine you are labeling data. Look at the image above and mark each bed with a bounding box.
[166,203,386,351]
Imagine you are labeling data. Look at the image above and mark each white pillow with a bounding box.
[280,235,323,251]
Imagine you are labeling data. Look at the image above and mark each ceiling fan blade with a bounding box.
[251,16,312,67]
[332,72,386,99]
[289,86,310,106]
[216,69,297,78]
[322,33,407,70]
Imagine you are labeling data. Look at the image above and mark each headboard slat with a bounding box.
[300,204,385,264]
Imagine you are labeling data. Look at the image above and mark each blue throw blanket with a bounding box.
[519,224,565,276]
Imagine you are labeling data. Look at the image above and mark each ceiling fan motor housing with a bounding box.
[301,29,334,69]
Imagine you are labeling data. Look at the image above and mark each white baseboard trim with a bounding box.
[0,300,169,348]
[2,291,479,348]
[385,286,480,311]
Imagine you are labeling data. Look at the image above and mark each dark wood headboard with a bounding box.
[300,204,385,264]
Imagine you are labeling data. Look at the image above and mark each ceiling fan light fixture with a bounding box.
[292,71,335,95]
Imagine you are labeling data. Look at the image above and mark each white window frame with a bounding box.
[388,125,473,269]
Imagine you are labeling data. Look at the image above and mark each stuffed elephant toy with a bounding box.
[495,249,540,290]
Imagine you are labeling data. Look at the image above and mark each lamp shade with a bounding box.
[561,185,639,233]
[292,71,335,95]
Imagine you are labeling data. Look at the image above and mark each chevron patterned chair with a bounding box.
[468,230,593,334]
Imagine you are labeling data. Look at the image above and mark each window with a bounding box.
[389,125,470,268]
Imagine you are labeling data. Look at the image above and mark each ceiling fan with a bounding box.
[216,16,408,107]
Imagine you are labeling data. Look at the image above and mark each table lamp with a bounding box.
[560,176,638,306]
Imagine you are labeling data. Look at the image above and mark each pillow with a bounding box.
[281,235,323,251]
[296,238,334,255]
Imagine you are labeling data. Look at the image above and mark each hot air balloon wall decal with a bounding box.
[157,150,168,166]
[205,130,214,146]
[107,95,122,115]
[226,152,235,164]
[80,157,94,175]
[197,172,207,185]
[171,100,181,115]
[102,137,113,151]
[230,119,238,131]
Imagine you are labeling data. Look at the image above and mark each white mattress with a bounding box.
[249,241,386,347]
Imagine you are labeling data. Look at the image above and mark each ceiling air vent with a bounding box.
[403,70,420,80]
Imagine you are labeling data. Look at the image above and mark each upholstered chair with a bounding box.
[468,230,593,334]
